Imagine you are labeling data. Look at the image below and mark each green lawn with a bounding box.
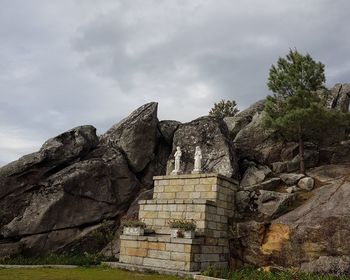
[0,267,183,280]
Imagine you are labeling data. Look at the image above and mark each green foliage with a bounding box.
[0,267,181,280]
[265,49,327,140]
[209,99,239,119]
[267,49,326,98]
[201,266,350,280]
[0,252,115,267]
[120,216,147,228]
[93,220,115,257]
[167,219,196,231]
[264,49,350,173]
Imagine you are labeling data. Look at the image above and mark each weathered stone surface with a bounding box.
[271,162,287,174]
[230,221,267,267]
[0,104,158,254]
[0,158,126,237]
[330,83,350,113]
[243,178,281,192]
[279,173,305,186]
[167,116,239,178]
[140,139,171,189]
[126,189,154,218]
[0,125,99,200]
[286,150,319,172]
[286,185,298,193]
[306,164,350,183]
[301,255,350,275]
[159,120,181,146]
[319,142,350,165]
[224,100,265,139]
[257,190,295,219]
[240,165,272,187]
[233,165,350,274]
[233,112,284,164]
[235,191,257,214]
[19,223,108,256]
[297,177,314,191]
[257,178,282,191]
[100,102,159,173]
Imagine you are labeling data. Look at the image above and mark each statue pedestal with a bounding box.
[120,173,239,272]
[191,169,202,174]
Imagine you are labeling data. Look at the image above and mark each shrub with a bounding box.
[120,216,146,229]
[167,219,196,231]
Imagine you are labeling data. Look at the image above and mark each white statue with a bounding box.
[192,146,202,174]
[171,146,182,175]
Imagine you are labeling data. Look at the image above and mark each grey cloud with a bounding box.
[1,0,350,165]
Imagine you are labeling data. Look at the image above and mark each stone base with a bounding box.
[102,261,200,278]
[120,234,228,272]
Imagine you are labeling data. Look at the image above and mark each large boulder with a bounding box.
[1,153,138,239]
[224,100,265,139]
[100,102,159,173]
[330,83,350,113]
[233,112,284,164]
[231,164,350,274]
[257,190,295,219]
[0,126,99,227]
[240,165,272,187]
[167,116,239,178]
[0,103,164,255]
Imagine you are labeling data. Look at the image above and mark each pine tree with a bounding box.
[209,99,239,119]
[264,49,349,174]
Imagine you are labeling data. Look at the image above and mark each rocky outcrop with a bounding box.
[0,87,349,274]
[231,164,350,274]
[240,165,272,187]
[0,103,163,255]
[257,190,295,219]
[100,102,159,173]
[167,116,239,178]
[233,111,284,165]
[224,100,265,139]
[330,83,350,113]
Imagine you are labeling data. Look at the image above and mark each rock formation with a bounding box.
[0,83,349,274]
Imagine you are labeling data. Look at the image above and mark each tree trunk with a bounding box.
[298,126,306,174]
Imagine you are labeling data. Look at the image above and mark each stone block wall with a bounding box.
[153,174,237,212]
[120,173,238,272]
[120,235,228,271]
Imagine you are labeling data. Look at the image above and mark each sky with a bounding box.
[1,0,350,165]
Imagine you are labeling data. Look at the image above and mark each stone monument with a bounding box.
[192,146,202,174]
[171,146,182,175]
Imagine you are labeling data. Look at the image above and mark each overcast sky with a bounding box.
[1,0,350,165]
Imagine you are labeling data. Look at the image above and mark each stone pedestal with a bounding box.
[119,173,238,272]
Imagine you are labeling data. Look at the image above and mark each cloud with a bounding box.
[0,0,350,165]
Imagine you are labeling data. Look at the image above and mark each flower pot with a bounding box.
[184,230,195,239]
[170,228,183,238]
[123,226,144,236]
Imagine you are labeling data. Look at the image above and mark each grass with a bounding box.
[202,266,350,280]
[0,252,115,266]
[0,267,182,280]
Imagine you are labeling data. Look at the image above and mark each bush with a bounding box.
[201,266,350,280]
[167,219,196,231]
[120,217,147,228]
[209,99,239,119]
[0,252,115,267]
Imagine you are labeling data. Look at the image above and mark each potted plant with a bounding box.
[121,216,147,236]
[168,219,196,239]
